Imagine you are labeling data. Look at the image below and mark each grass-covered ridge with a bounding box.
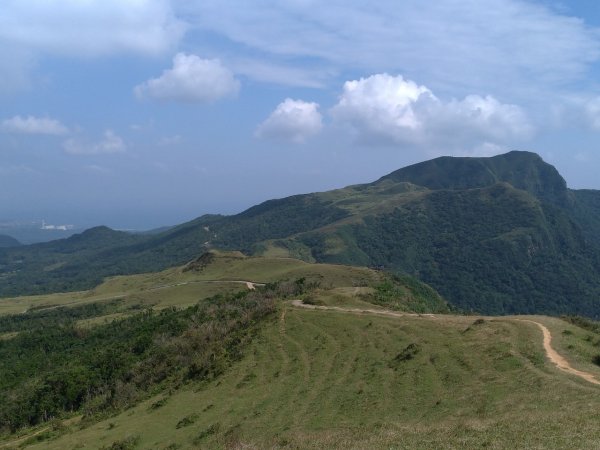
[2,253,600,448]
[0,251,448,318]
[11,306,600,449]
[0,253,448,438]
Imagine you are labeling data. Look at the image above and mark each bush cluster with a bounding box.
[0,287,278,433]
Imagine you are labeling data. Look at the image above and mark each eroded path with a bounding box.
[289,299,436,319]
[149,280,265,291]
[290,300,600,386]
[0,427,50,449]
[516,319,600,385]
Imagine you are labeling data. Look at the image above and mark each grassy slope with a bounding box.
[1,254,599,448]
[0,251,448,345]
[0,252,387,318]
[17,307,600,450]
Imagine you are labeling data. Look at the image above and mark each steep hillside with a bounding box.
[570,189,600,246]
[305,183,599,315]
[2,151,600,317]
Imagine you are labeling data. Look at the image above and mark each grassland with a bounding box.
[5,305,597,450]
[2,252,600,449]
[0,252,388,321]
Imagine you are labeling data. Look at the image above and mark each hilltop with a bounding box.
[1,151,600,317]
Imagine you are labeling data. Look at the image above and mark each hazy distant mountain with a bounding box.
[0,235,20,248]
[0,221,81,244]
[2,151,600,317]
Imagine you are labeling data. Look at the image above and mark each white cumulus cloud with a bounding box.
[63,130,126,155]
[331,73,533,151]
[2,115,68,135]
[134,53,240,103]
[255,98,323,143]
[331,75,434,143]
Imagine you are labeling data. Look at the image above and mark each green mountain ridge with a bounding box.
[2,151,600,317]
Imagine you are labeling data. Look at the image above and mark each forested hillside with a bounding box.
[2,151,600,317]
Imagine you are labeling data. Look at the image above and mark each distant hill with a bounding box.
[0,234,21,248]
[0,221,85,244]
[2,151,600,317]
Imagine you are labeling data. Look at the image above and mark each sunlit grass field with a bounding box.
[4,308,595,449]
[2,252,600,449]
[0,252,383,319]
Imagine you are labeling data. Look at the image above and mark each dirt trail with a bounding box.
[516,319,600,385]
[290,299,436,319]
[0,416,81,448]
[0,426,50,448]
[149,280,265,291]
[290,300,600,386]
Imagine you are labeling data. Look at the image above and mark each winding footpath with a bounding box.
[290,300,600,386]
[289,299,436,319]
[0,427,50,449]
[516,319,600,386]
[148,280,264,291]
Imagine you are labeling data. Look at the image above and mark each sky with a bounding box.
[2,0,600,229]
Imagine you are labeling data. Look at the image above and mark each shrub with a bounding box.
[175,414,198,429]
[390,343,421,369]
[193,423,221,444]
[0,290,276,432]
[101,435,140,450]
[149,398,168,410]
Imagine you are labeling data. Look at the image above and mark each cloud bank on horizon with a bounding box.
[2,0,600,227]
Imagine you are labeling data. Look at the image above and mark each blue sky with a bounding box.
[2,0,600,229]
